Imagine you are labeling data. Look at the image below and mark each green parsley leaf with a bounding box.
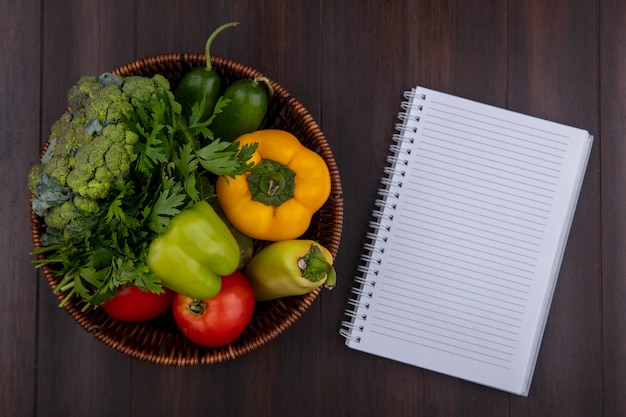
[146,182,186,233]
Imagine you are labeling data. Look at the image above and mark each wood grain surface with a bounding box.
[0,1,616,416]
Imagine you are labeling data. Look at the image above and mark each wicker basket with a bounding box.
[30,53,344,365]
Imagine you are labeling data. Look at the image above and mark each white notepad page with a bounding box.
[341,86,593,396]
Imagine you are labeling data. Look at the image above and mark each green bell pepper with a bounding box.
[146,200,240,299]
[244,239,336,301]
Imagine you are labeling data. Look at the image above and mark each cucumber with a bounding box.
[210,76,273,142]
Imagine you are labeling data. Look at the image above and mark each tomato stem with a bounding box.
[188,299,207,316]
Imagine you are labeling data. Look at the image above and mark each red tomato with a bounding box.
[101,286,174,322]
[172,270,256,347]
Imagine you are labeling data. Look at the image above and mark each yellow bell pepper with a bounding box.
[216,129,331,241]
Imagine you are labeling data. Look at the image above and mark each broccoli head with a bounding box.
[29,71,178,244]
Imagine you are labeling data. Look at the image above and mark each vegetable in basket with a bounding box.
[29,71,257,308]
[216,129,331,241]
[27,73,169,243]
[101,285,174,322]
[172,270,256,347]
[208,197,255,269]
[175,21,271,142]
[208,76,273,142]
[244,239,336,301]
[146,200,240,300]
[174,22,238,122]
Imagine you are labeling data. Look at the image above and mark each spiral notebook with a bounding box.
[340,86,593,396]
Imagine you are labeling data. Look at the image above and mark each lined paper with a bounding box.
[341,87,593,396]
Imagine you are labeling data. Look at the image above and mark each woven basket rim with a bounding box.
[31,53,344,366]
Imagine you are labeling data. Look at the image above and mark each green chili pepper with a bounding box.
[244,239,336,301]
[174,21,238,122]
[146,200,240,299]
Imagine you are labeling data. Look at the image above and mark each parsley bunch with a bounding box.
[33,79,257,309]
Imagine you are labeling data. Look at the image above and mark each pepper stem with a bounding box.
[205,22,239,70]
[247,159,295,207]
[299,245,336,289]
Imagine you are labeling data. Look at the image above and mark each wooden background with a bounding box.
[1,0,621,416]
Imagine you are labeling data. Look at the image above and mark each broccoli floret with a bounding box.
[45,200,82,230]
[123,74,182,113]
[65,123,138,199]
[44,200,98,242]
[66,135,110,199]
[122,75,159,103]
[66,73,124,112]
[73,195,100,215]
[104,140,132,176]
[98,72,123,87]
[43,154,72,187]
[102,122,132,145]
[66,76,102,110]
[48,111,92,163]
[29,72,177,244]
[107,100,135,121]
[84,83,128,121]
[27,164,43,192]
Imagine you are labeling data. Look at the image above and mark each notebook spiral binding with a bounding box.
[339,89,425,344]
